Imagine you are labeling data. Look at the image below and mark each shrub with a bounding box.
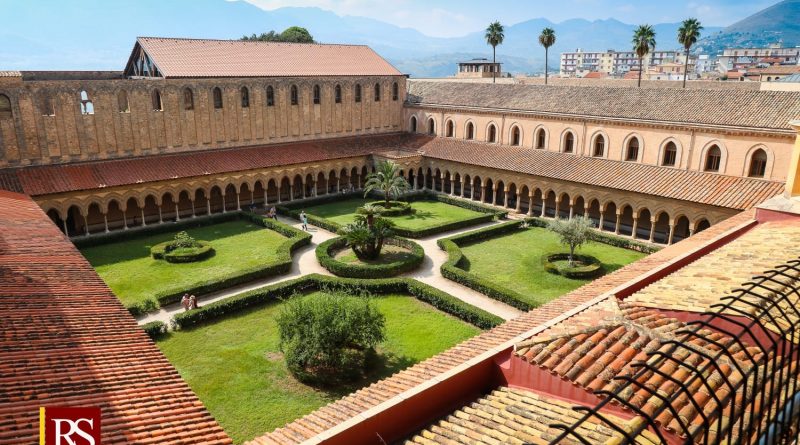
[127,298,159,317]
[363,160,411,207]
[542,253,604,279]
[277,291,386,384]
[317,236,424,278]
[141,320,167,339]
[151,239,214,263]
[547,217,593,266]
[366,200,412,216]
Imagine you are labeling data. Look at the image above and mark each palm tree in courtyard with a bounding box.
[538,28,556,85]
[363,160,410,207]
[632,24,656,88]
[677,18,703,88]
[485,21,505,84]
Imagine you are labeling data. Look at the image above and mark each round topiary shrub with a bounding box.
[150,231,214,263]
[542,253,604,279]
[317,236,424,278]
[364,200,412,217]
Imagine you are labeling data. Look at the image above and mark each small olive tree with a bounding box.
[277,292,386,385]
[548,217,593,266]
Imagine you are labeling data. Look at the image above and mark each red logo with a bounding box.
[40,407,101,445]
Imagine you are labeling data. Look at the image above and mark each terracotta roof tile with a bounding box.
[0,191,230,444]
[406,80,800,131]
[134,37,402,78]
[412,137,784,210]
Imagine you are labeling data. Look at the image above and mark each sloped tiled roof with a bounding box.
[760,65,800,75]
[0,191,230,444]
[413,137,785,210]
[131,37,402,78]
[406,80,800,131]
[404,387,659,445]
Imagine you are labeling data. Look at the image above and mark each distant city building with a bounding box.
[695,54,715,74]
[456,58,501,78]
[560,48,689,78]
[716,43,800,73]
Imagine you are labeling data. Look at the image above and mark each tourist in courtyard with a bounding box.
[269,206,278,220]
[300,211,308,231]
[189,294,198,310]
[181,294,190,312]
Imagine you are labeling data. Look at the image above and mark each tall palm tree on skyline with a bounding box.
[538,28,556,85]
[677,18,703,88]
[485,21,505,84]
[632,24,656,88]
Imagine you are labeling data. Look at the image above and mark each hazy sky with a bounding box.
[243,0,779,37]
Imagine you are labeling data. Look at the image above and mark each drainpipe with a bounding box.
[686,128,696,171]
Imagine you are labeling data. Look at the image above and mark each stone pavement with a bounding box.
[136,215,523,326]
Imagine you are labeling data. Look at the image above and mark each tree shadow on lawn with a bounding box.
[313,351,418,399]
[393,210,436,221]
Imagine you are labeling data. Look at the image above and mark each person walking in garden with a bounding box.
[189,294,198,310]
[181,294,190,312]
[300,211,308,231]
[270,206,278,220]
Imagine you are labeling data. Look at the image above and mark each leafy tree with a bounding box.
[240,26,315,43]
[677,18,703,88]
[277,292,385,384]
[485,21,505,84]
[538,28,556,85]
[363,160,410,207]
[339,216,394,260]
[632,24,656,88]
[548,217,593,266]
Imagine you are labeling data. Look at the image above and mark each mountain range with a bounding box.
[0,0,797,77]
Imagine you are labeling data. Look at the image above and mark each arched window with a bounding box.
[563,132,575,153]
[748,148,768,178]
[79,90,94,115]
[213,87,223,109]
[41,95,56,116]
[183,88,194,111]
[334,85,342,103]
[354,84,362,103]
[593,134,605,157]
[290,85,298,105]
[374,83,381,101]
[510,126,520,146]
[446,120,454,137]
[625,137,639,161]
[313,85,321,105]
[0,94,11,118]
[410,116,417,132]
[705,145,722,172]
[152,89,163,111]
[241,87,249,108]
[466,122,475,140]
[535,128,546,149]
[487,124,497,143]
[427,118,435,135]
[266,86,275,106]
[662,141,677,166]
[392,82,399,101]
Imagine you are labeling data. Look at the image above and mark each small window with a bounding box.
[705,145,721,172]
[0,94,12,118]
[662,142,677,166]
[213,87,223,109]
[564,132,575,153]
[593,135,605,157]
[427,118,435,135]
[41,95,56,116]
[749,149,767,178]
[290,85,298,105]
[313,85,321,105]
[241,87,249,108]
[626,137,639,161]
[374,83,381,102]
[410,116,417,132]
[152,89,163,111]
[510,126,521,146]
[334,84,342,104]
[466,122,474,140]
[117,90,129,113]
[536,128,545,149]
[79,90,94,115]
[266,86,274,106]
[446,120,454,137]
[183,88,194,111]
[392,82,399,101]
[488,124,497,143]
[354,84,362,103]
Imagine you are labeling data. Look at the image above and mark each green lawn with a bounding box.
[156,292,480,443]
[80,220,288,307]
[303,198,483,231]
[459,227,646,307]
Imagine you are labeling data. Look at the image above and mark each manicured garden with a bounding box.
[155,291,480,444]
[80,218,297,312]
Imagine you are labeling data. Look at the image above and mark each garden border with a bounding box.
[542,253,604,279]
[316,236,425,278]
[171,274,503,330]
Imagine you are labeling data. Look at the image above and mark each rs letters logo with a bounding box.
[40,407,101,445]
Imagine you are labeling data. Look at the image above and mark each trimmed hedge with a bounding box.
[142,320,167,339]
[127,299,159,317]
[151,240,215,263]
[366,200,412,216]
[437,221,534,311]
[317,236,424,278]
[172,274,503,330]
[542,253,604,279]
[525,217,662,254]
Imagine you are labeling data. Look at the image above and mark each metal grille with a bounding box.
[549,259,800,445]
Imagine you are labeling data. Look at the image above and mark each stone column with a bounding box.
[158,206,163,224]
[122,209,128,229]
[141,208,146,226]
[615,213,621,234]
[689,227,696,237]
[63,219,69,236]
[191,201,196,218]
[584,204,590,220]
[221,194,227,214]
[460,180,466,198]
[480,186,486,202]
[84,214,89,236]
[631,216,639,239]
[515,192,522,213]
[336,179,340,193]
[649,218,656,242]
[264,189,269,206]
[554,198,561,218]
[236,193,241,211]
[103,214,109,233]
[206,200,211,215]
[288,185,294,202]
[598,211,605,231]
[528,192,535,216]
[540,198,546,217]
[568,202,574,219]
[175,203,181,221]
[491,185,497,205]
[503,189,509,208]
[439,176,444,193]
[668,222,676,245]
